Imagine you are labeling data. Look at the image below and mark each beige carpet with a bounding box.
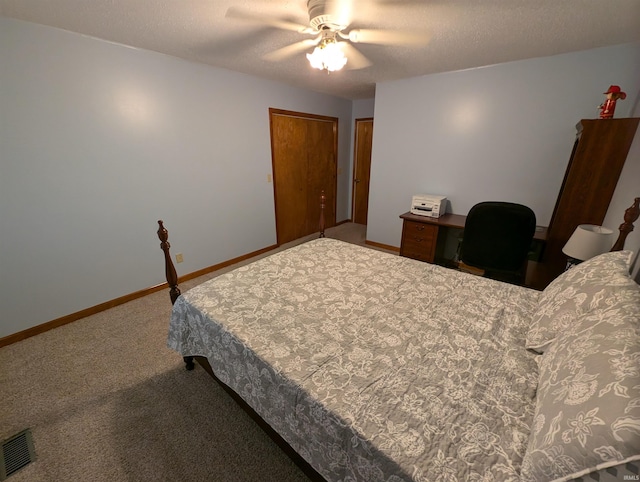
[0,223,381,482]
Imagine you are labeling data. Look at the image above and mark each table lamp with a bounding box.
[562,224,614,269]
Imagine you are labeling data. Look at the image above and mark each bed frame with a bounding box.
[156,196,638,481]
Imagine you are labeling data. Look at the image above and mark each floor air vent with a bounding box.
[0,429,36,480]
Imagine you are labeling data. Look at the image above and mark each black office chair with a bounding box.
[458,201,536,285]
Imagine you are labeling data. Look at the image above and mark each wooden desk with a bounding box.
[399,212,466,263]
[399,211,548,265]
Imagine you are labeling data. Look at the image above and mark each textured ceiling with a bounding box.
[2,0,640,99]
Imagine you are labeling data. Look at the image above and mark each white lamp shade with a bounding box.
[306,41,347,72]
[562,224,614,261]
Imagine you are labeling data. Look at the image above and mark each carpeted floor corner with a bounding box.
[0,289,311,482]
[0,223,380,482]
[0,223,374,482]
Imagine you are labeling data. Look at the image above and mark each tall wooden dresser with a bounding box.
[544,118,639,276]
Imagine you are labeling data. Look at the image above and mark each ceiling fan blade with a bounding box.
[263,38,321,62]
[374,0,428,5]
[225,7,315,34]
[346,28,430,46]
[342,43,372,70]
[333,0,355,28]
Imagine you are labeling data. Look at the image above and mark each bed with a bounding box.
[158,198,640,482]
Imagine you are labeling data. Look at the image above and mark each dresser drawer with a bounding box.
[400,220,438,263]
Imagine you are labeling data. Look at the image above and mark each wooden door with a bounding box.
[270,109,337,245]
[352,118,373,225]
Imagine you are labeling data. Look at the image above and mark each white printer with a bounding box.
[410,194,447,218]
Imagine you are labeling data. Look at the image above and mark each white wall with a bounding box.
[603,99,640,281]
[368,42,640,259]
[352,98,376,119]
[2,19,638,340]
[0,17,353,338]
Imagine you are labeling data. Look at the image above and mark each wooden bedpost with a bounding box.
[319,190,326,238]
[157,220,193,371]
[611,197,640,251]
[157,220,181,304]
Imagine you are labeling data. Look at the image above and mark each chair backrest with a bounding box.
[459,201,537,272]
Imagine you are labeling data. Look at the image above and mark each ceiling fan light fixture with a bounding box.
[306,39,347,72]
[307,0,347,31]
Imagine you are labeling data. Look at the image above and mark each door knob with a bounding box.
[354,179,361,183]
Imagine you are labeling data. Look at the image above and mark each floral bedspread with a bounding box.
[168,238,541,481]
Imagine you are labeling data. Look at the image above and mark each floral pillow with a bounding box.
[526,250,635,353]
[521,299,640,481]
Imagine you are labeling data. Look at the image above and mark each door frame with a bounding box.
[351,117,374,225]
[269,108,338,245]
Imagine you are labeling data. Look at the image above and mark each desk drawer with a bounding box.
[400,221,438,263]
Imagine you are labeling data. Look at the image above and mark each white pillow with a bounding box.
[521,296,640,481]
[526,251,635,353]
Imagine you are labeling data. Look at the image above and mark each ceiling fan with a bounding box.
[226,0,430,72]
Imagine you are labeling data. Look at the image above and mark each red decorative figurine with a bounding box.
[598,85,626,119]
